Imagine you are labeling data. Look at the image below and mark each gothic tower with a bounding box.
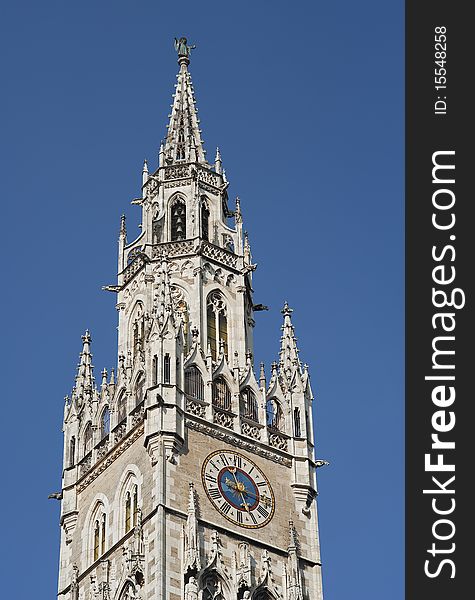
[56,39,325,600]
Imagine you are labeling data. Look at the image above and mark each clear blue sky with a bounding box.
[0,1,403,598]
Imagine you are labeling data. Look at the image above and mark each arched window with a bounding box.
[185,366,205,401]
[294,407,302,437]
[135,373,145,406]
[133,485,139,527]
[101,407,110,438]
[212,376,231,411]
[83,422,93,455]
[266,398,284,432]
[92,504,107,562]
[207,292,228,360]
[93,519,100,561]
[171,198,186,241]
[125,491,131,533]
[69,436,76,468]
[240,387,259,422]
[124,483,140,534]
[163,354,171,384]
[117,391,127,423]
[201,201,210,241]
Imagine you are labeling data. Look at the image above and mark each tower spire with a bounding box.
[74,330,95,401]
[164,38,206,165]
[279,302,302,380]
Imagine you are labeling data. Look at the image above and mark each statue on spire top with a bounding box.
[174,37,196,59]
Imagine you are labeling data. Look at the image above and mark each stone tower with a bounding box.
[56,39,325,600]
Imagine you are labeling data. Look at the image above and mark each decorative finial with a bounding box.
[174,37,196,67]
[281,301,293,317]
[215,147,222,174]
[120,214,127,236]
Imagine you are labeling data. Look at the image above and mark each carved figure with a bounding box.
[174,37,196,58]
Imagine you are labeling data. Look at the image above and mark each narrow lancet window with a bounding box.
[201,202,210,241]
[294,407,302,437]
[207,292,228,360]
[212,376,231,411]
[185,366,204,401]
[241,387,259,422]
[266,398,284,432]
[164,354,171,384]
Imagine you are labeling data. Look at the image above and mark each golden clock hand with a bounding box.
[227,468,251,512]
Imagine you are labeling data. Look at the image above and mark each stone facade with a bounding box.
[55,41,325,600]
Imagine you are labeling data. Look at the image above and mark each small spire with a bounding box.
[120,214,127,237]
[101,368,108,388]
[235,197,242,223]
[158,142,165,167]
[75,330,95,398]
[259,362,266,388]
[279,302,302,380]
[215,147,222,174]
[109,368,115,385]
[222,168,228,183]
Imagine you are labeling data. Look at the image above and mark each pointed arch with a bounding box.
[83,422,93,456]
[266,397,284,432]
[170,196,186,241]
[114,467,143,540]
[199,569,230,600]
[240,387,259,422]
[212,376,231,411]
[117,389,127,424]
[134,372,145,406]
[201,197,210,241]
[294,407,302,437]
[207,291,228,360]
[100,406,110,438]
[185,365,205,401]
[85,496,109,564]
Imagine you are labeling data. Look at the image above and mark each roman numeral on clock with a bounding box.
[257,505,269,519]
[208,487,221,500]
[205,474,217,484]
[219,501,231,515]
[219,453,229,466]
[236,510,243,524]
[256,481,267,487]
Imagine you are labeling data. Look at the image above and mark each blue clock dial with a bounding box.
[202,450,275,529]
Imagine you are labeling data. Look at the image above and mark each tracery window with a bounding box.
[101,407,110,438]
[171,198,186,241]
[266,398,284,432]
[92,505,107,562]
[207,291,228,360]
[212,376,231,411]
[117,391,127,423]
[83,422,93,456]
[240,387,259,422]
[125,484,139,533]
[185,366,205,401]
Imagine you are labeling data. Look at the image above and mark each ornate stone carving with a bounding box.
[183,483,201,574]
[165,164,190,180]
[233,542,251,591]
[77,425,145,493]
[241,420,261,440]
[198,169,219,187]
[213,408,234,429]
[185,419,292,467]
[186,397,206,418]
[268,431,289,452]
[164,178,192,189]
[202,241,238,269]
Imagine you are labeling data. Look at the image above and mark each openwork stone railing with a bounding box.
[241,418,262,441]
[164,164,190,180]
[122,256,146,284]
[202,241,238,269]
[79,452,93,476]
[186,397,207,418]
[152,239,196,259]
[213,408,235,429]
[113,420,127,444]
[131,401,145,427]
[267,429,289,452]
[96,435,110,460]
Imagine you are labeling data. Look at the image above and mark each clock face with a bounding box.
[201,449,275,529]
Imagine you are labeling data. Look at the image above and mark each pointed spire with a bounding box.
[215,147,222,174]
[164,40,206,165]
[142,159,148,183]
[259,362,266,388]
[184,482,201,573]
[158,142,165,167]
[235,196,242,223]
[279,302,302,380]
[120,214,127,238]
[75,330,95,399]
